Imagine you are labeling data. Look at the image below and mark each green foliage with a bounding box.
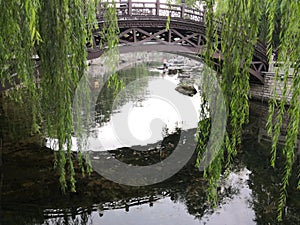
[260,0,281,51]
[195,0,299,221]
[0,0,99,192]
[100,1,119,50]
[265,0,300,220]
[38,0,92,192]
[195,0,221,204]
[100,1,121,93]
[86,0,99,46]
[166,16,171,31]
[0,0,299,221]
[196,0,262,206]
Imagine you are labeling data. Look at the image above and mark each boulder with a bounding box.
[175,84,197,97]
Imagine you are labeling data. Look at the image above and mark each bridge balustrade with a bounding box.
[92,1,268,84]
[97,1,205,23]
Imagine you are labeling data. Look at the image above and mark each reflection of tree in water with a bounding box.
[167,162,250,220]
[242,103,300,225]
[31,133,298,224]
[39,165,244,224]
[242,137,300,225]
[1,132,251,225]
[0,90,38,142]
[8,143,299,225]
[40,167,213,224]
[108,126,181,166]
[94,64,157,126]
[168,176,210,219]
[3,100,299,225]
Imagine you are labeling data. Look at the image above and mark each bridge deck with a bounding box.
[1,1,268,92]
[88,0,268,84]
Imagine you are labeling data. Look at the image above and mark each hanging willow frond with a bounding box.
[0,0,299,220]
[197,0,262,205]
[197,0,299,220]
[37,0,92,191]
[268,0,300,220]
[0,0,99,192]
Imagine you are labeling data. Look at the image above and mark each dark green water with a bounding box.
[0,53,299,225]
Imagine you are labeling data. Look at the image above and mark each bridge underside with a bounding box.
[88,17,268,84]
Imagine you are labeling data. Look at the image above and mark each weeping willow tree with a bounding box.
[194,0,300,221]
[0,0,101,192]
[196,0,263,204]
[0,0,122,192]
[0,0,299,221]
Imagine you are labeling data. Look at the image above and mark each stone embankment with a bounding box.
[250,61,295,102]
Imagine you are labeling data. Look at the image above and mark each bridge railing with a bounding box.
[94,1,267,67]
[97,1,205,23]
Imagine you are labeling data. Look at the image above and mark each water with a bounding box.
[41,168,255,225]
[0,53,299,225]
[46,53,203,152]
[86,74,201,151]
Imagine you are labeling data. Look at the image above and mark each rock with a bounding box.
[175,85,197,97]
[178,74,190,78]
[168,67,183,75]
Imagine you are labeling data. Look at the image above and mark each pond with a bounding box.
[0,52,299,225]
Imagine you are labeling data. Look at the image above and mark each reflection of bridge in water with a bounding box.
[44,195,163,219]
[88,0,268,84]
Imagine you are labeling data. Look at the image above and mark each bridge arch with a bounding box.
[88,0,268,84]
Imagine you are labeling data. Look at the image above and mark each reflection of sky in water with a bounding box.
[43,168,255,225]
[91,74,201,151]
[47,73,201,151]
[41,51,261,224]
[46,52,204,151]
[199,168,255,225]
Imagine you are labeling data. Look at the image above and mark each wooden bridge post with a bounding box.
[156,0,160,16]
[181,0,185,18]
[203,5,207,22]
[128,0,132,16]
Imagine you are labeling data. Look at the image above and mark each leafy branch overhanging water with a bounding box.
[193,0,299,221]
[0,0,299,221]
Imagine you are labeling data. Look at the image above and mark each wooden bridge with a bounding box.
[0,0,269,92]
[88,0,269,84]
